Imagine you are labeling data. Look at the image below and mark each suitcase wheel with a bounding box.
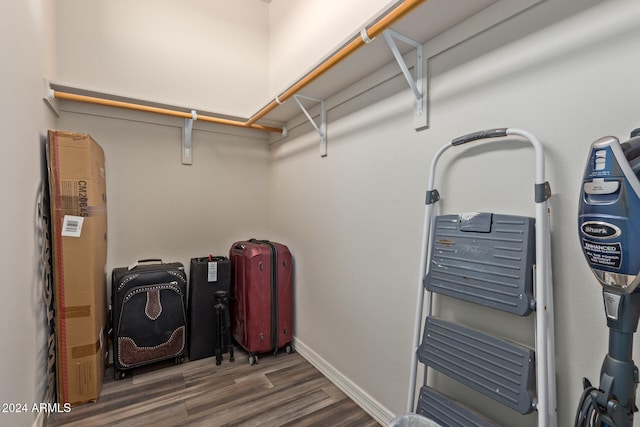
[114,369,126,381]
[285,344,293,354]
[174,355,185,365]
[248,354,258,365]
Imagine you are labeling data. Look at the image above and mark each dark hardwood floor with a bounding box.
[47,347,381,426]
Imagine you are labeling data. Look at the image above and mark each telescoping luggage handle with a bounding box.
[127,258,163,270]
[408,128,557,427]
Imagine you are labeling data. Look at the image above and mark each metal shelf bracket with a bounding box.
[293,94,327,157]
[383,29,427,130]
[182,110,197,165]
[42,79,59,116]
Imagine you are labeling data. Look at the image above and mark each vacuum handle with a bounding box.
[452,128,508,146]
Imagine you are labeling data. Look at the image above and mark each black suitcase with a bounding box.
[111,259,187,379]
[188,256,234,364]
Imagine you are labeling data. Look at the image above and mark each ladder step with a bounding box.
[426,213,535,316]
[417,386,501,427]
[418,317,535,414]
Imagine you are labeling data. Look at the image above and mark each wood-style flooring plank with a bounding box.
[46,348,381,427]
[183,372,329,425]
[279,398,382,427]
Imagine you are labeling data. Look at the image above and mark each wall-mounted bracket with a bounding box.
[42,79,59,116]
[182,110,197,165]
[382,29,427,130]
[293,94,327,157]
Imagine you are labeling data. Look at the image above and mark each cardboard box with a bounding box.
[47,130,107,406]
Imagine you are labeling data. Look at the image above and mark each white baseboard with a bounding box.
[293,338,394,426]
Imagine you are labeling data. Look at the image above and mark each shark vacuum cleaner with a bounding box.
[576,129,640,426]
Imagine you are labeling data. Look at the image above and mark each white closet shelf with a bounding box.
[255,0,542,126]
[44,0,544,136]
[45,83,285,134]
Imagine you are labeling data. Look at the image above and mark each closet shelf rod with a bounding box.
[50,0,425,134]
[51,90,285,134]
[245,0,426,126]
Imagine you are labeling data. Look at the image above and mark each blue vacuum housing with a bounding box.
[578,133,640,293]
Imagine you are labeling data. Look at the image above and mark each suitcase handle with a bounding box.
[195,255,228,262]
[233,240,267,253]
[137,258,163,263]
[234,239,271,254]
[128,259,163,270]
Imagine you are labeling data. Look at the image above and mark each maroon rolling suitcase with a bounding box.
[229,239,293,364]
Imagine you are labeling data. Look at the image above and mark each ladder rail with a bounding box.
[407,143,452,412]
[408,128,557,427]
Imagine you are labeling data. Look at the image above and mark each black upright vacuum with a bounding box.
[576,129,640,426]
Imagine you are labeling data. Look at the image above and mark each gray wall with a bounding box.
[55,0,271,117]
[56,106,272,275]
[0,1,56,426]
[269,0,640,425]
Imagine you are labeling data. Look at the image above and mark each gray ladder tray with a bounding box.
[418,317,535,415]
[426,213,535,316]
[417,386,501,427]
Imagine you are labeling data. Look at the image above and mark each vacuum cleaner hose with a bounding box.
[574,378,602,426]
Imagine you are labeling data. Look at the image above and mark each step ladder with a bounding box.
[407,128,557,427]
